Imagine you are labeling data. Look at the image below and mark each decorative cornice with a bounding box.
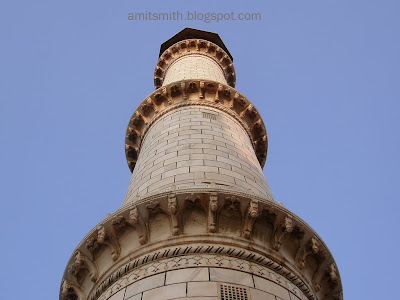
[154,38,236,89]
[60,189,342,300]
[125,79,268,172]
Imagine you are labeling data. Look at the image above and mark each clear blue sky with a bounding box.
[1,1,399,299]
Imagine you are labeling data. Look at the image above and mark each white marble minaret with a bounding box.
[60,28,343,300]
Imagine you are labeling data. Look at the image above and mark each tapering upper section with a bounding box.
[154,28,236,89]
[126,29,268,176]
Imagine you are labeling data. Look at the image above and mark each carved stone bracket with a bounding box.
[168,192,180,235]
[240,104,258,120]
[215,84,223,102]
[242,199,259,238]
[208,192,219,233]
[68,250,98,283]
[271,216,293,251]
[128,206,148,245]
[111,215,126,233]
[181,82,187,100]
[313,263,339,293]
[199,81,205,99]
[110,207,148,246]
[86,225,120,262]
[296,236,327,270]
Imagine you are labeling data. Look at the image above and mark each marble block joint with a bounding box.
[60,28,343,300]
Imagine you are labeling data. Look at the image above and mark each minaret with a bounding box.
[60,28,343,300]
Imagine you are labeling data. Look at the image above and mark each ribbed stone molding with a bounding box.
[154,38,236,88]
[60,189,342,300]
[125,79,268,172]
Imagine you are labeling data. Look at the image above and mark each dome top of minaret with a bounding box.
[159,27,233,61]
